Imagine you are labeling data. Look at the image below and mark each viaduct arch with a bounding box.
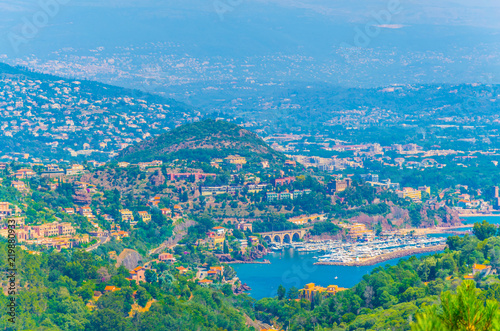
[259,228,311,243]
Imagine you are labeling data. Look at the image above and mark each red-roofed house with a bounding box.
[212,226,226,236]
[161,208,172,217]
[273,177,296,186]
[129,266,146,283]
[159,252,176,262]
[138,211,151,223]
[104,286,120,292]
[15,168,36,179]
[173,205,183,215]
[209,266,224,276]
[473,264,494,276]
[148,196,161,207]
[198,279,213,286]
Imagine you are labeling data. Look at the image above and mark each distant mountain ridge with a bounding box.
[116,119,286,164]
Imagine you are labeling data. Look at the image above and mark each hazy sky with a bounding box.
[0,0,498,87]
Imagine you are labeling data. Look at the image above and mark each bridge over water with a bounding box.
[258,227,311,243]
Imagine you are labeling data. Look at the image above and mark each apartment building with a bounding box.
[273,176,296,186]
[327,178,352,193]
[66,164,85,176]
[397,187,422,202]
[120,209,134,223]
[266,189,311,202]
[79,206,95,219]
[0,202,12,219]
[30,222,76,239]
[138,211,151,223]
[224,155,247,165]
[15,168,36,179]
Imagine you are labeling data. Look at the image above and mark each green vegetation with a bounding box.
[250,227,500,330]
[0,242,254,331]
[310,222,341,236]
[473,220,498,241]
[117,119,286,165]
[413,280,500,331]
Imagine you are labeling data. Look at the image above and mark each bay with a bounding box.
[460,215,500,225]
[234,216,499,300]
[429,216,500,238]
[232,249,440,300]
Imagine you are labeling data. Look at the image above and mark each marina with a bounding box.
[268,235,447,264]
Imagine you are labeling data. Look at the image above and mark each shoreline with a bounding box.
[397,225,470,236]
[314,244,447,267]
[459,214,500,217]
[223,260,271,264]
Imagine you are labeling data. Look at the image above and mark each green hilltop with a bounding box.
[116,119,287,164]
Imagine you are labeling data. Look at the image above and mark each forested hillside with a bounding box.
[3,222,500,330]
[117,119,287,165]
[0,243,254,331]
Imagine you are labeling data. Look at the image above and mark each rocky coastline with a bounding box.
[233,283,252,294]
[216,245,270,264]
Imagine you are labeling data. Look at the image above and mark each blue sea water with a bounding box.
[232,249,439,300]
[234,216,500,300]
[460,215,500,225]
[428,216,500,238]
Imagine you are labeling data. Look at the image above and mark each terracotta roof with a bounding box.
[104,286,120,291]
[473,264,491,270]
[160,253,173,257]
[198,279,213,284]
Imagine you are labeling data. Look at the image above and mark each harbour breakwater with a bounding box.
[314,244,447,267]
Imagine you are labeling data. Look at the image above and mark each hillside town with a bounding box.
[0,70,199,160]
[1,141,496,262]
[1,1,500,329]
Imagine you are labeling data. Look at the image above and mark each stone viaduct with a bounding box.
[258,227,311,243]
